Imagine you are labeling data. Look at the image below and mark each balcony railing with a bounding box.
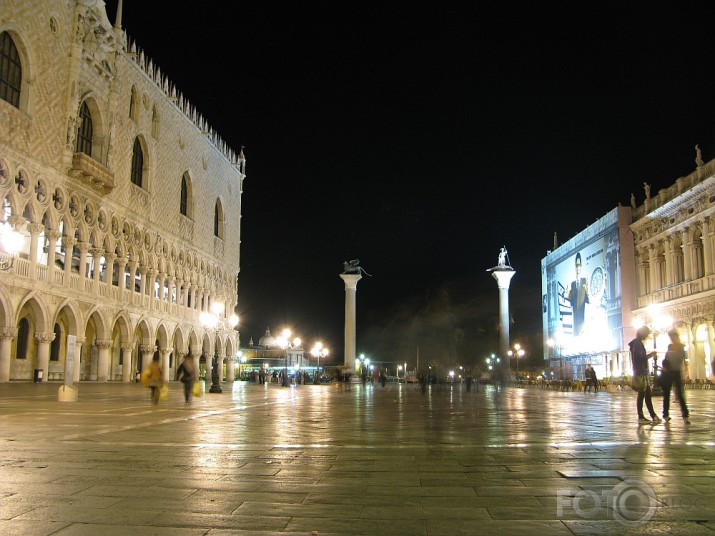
[68,152,115,193]
[636,274,715,309]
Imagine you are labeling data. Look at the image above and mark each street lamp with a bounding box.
[199,302,239,393]
[311,342,328,384]
[277,328,301,387]
[0,222,22,271]
[508,343,526,376]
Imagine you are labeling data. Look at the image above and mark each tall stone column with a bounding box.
[340,273,362,372]
[490,268,515,370]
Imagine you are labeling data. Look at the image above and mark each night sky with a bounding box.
[107,1,715,371]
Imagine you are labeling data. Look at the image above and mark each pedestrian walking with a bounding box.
[143,354,163,405]
[629,326,661,424]
[584,365,594,392]
[590,366,598,392]
[661,329,690,424]
[176,353,196,405]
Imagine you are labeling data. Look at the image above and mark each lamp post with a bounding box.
[0,222,22,271]
[311,342,328,384]
[508,343,526,376]
[199,302,239,394]
[277,328,301,387]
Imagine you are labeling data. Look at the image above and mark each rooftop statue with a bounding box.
[696,144,704,167]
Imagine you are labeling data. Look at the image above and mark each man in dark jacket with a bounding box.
[630,326,660,424]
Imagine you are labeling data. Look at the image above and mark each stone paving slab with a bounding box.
[0,382,714,535]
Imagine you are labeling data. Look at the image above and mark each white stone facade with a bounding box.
[631,158,715,381]
[0,1,244,383]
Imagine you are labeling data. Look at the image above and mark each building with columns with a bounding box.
[0,1,244,383]
[631,155,715,381]
[543,152,715,382]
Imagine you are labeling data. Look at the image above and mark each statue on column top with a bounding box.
[342,259,372,276]
[643,182,651,200]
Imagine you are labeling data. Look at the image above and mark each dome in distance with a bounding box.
[259,327,276,348]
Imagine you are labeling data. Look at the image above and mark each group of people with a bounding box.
[629,325,690,425]
[142,353,197,405]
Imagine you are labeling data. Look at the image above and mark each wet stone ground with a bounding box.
[0,380,714,535]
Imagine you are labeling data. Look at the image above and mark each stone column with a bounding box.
[95,339,112,381]
[27,223,44,279]
[104,252,116,288]
[681,228,693,282]
[121,344,133,382]
[190,345,201,376]
[138,267,148,297]
[46,230,61,280]
[91,247,103,293]
[35,332,55,379]
[0,327,16,382]
[140,345,156,371]
[160,348,171,382]
[340,273,362,372]
[226,352,235,383]
[77,242,89,280]
[647,244,659,292]
[62,237,76,285]
[701,218,713,277]
[491,269,516,370]
[663,237,674,288]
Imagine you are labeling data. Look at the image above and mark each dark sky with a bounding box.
[107,1,715,370]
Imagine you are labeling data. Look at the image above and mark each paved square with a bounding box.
[0,381,713,535]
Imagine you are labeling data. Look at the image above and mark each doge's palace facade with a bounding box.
[631,152,715,381]
[0,1,244,383]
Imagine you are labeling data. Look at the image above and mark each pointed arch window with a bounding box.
[75,101,93,156]
[16,317,30,359]
[0,32,22,108]
[214,199,224,239]
[180,175,189,216]
[130,138,144,187]
[50,323,62,361]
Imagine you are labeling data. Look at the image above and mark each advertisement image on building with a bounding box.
[542,207,636,377]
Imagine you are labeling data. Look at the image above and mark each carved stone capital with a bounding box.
[0,327,17,339]
[34,332,56,344]
[95,339,113,350]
